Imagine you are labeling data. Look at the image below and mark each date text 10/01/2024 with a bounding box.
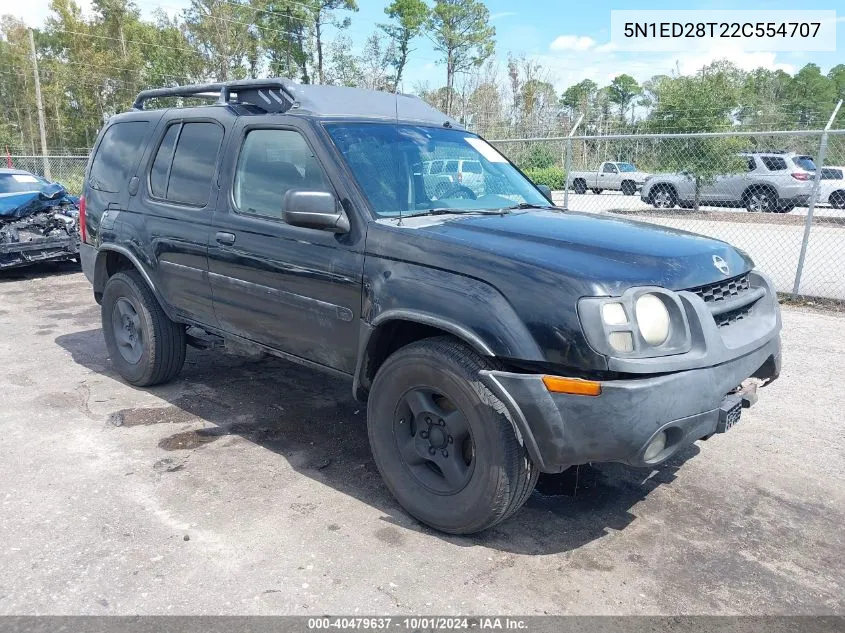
[307,618,528,630]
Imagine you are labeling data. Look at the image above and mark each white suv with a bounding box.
[420,159,485,198]
[640,151,816,213]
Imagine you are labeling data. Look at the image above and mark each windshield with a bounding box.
[793,156,816,171]
[324,123,550,218]
[616,162,637,172]
[0,173,46,195]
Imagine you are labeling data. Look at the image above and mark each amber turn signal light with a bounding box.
[542,375,602,396]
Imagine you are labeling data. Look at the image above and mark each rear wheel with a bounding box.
[621,180,637,196]
[367,337,538,534]
[591,188,603,195]
[744,187,776,213]
[829,190,845,210]
[650,185,677,209]
[573,179,587,195]
[101,270,186,386]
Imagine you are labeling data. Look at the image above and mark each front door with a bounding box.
[207,121,364,374]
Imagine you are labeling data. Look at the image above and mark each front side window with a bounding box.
[234,128,331,219]
[602,163,617,173]
[746,157,757,171]
[325,123,549,218]
[820,168,843,180]
[149,121,223,206]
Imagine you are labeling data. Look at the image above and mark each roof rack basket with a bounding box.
[132,78,297,113]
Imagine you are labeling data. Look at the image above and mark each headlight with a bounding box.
[635,294,670,345]
[578,288,691,359]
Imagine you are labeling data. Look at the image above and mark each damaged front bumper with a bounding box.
[0,212,80,269]
[480,335,782,473]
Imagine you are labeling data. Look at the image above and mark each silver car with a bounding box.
[640,151,815,213]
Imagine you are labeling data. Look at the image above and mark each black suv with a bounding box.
[80,79,782,534]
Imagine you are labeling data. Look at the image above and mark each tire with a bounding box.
[777,203,795,214]
[830,191,845,210]
[743,187,776,213]
[573,179,587,195]
[621,180,637,196]
[591,188,603,195]
[101,270,186,387]
[649,185,677,209]
[367,337,538,534]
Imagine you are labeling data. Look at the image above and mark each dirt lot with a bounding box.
[0,264,843,615]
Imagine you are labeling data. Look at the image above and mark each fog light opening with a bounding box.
[643,431,668,462]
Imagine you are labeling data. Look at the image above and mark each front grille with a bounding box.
[691,274,750,304]
[688,273,756,328]
[714,305,752,328]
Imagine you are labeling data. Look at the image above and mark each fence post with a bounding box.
[792,99,842,298]
[562,114,583,211]
[28,28,51,181]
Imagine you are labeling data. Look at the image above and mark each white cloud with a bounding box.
[594,42,618,53]
[490,12,517,21]
[549,35,596,52]
[674,46,795,75]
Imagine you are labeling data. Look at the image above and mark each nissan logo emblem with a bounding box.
[713,255,731,276]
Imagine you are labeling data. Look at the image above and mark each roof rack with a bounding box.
[741,149,789,154]
[132,78,296,113]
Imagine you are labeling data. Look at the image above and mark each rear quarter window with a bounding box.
[760,156,788,171]
[88,121,150,193]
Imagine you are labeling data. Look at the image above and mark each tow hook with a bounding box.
[737,380,759,408]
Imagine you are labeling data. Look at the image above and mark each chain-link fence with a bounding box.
[492,127,845,304]
[8,126,845,302]
[7,155,88,196]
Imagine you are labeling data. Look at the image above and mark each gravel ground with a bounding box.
[0,264,843,615]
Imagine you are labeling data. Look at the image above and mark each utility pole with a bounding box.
[28,28,51,181]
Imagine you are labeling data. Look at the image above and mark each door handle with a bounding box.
[215,231,236,246]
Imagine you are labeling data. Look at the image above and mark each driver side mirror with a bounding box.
[282,190,350,233]
[536,184,553,202]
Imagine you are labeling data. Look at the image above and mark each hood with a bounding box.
[0,182,79,220]
[389,210,753,293]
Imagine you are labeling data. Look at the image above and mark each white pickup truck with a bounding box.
[568,161,651,196]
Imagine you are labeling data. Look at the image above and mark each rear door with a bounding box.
[207,119,364,374]
[127,117,224,326]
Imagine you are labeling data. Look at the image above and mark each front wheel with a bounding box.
[650,185,677,209]
[367,337,538,534]
[101,270,186,386]
[621,180,637,196]
[591,188,603,195]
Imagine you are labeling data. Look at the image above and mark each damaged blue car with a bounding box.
[0,168,80,270]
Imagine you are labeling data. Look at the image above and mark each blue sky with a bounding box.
[14,0,845,92]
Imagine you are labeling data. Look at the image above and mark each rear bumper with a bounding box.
[79,242,96,283]
[480,335,781,473]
